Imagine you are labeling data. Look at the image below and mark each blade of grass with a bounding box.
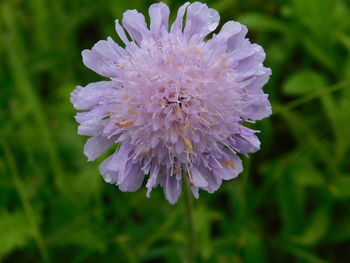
[2,141,50,262]
[1,2,67,196]
[273,79,350,114]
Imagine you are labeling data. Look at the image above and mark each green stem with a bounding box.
[183,172,196,263]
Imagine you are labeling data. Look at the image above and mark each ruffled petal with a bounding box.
[146,163,160,197]
[184,2,220,40]
[207,21,247,53]
[243,94,272,120]
[99,155,118,183]
[84,136,115,161]
[213,154,243,180]
[227,127,261,156]
[191,166,208,188]
[246,69,271,93]
[115,19,130,45]
[164,175,182,204]
[122,10,149,44]
[99,142,133,184]
[198,166,221,193]
[149,2,170,38]
[108,143,133,180]
[70,81,118,110]
[170,2,190,34]
[191,185,200,198]
[77,118,104,136]
[82,37,125,77]
[118,162,145,192]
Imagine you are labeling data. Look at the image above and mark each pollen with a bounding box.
[117,63,128,69]
[184,138,193,151]
[179,122,191,135]
[123,95,132,100]
[223,160,235,169]
[128,109,138,114]
[194,48,203,55]
[173,167,181,174]
[116,120,133,127]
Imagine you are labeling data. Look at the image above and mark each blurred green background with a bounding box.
[1,0,350,262]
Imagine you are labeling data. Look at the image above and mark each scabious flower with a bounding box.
[71,2,271,204]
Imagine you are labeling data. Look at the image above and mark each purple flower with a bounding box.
[71,2,271,204]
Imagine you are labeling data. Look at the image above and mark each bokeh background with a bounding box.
[1,0,350,262]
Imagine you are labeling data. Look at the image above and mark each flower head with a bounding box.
[71,2,271,204]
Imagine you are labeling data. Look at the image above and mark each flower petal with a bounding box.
[70,81,117,110]
[198,166,221,193]
[115,19,130,45]
[82,37,125,78]
[170,2,190,34]
[207,21,247,52]
[164,175,182,204]
[213,154,243,180]
[191,166,208,188]
[146,163,160,197]
[184,2,220,40]
[122,10,149,44]
[227,128,261,156]
[243,94,272,120]
[149,2,170,38]
[77,118,104,136]
[118,162,145,192]
[84,136,115,161]
[99,155,118,183]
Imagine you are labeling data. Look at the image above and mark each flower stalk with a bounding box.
[183,171,196,263]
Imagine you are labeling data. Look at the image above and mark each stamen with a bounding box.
[116,120,133,127]
[184,138,193,151]
[123,95,132,100]
[194,48,202,55]
[117,63,127,69]
[141,151,148,157]
[173,167,181,174]
[179,121,191,135]
[128,109,138,114]
[187,168,194,186]
[223,160,235,169]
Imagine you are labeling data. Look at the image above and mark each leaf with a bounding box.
[290,158,325,187]
[239,13,287,33]
[301,35,336,72]
[193,205,221,260]
[290,205,330,246]
[328,217,350,243]
[277,164,305,235]
[68,169,102,199]
[47,216,106,252]
[283,71,341,163]
[283,70,327,96]
[283,244,328,263]
[0,210,34,258]
[330,176,350,199]
[212,0,235,12]
[243,230,267,263]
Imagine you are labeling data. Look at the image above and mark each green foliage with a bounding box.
[283,70,327,96]
[1,0,350,262]
[0,210,34,258]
